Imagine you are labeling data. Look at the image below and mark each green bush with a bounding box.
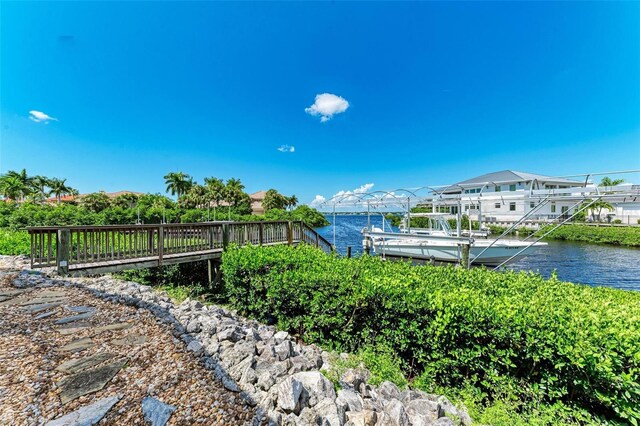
[222,244,640,424]
[0,229,30,255]
[543,224,640,246]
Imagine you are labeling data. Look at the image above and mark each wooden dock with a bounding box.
[27,221,332,277]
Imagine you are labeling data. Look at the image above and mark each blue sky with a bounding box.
[1,1,639,205]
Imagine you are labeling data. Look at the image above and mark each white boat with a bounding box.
[362,213,546,267]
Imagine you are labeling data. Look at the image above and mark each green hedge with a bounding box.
[542,224,640,247]
[222,245,640,424]
[0,229,30,255]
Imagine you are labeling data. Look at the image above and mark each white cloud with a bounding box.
[305,93,349,122]
[29,110,58,123]
[277,145,295,153]
[309,195,326,207]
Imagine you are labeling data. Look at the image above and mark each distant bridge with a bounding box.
[27,221,333,278]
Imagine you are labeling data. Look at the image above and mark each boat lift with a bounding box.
[315,169,640,269]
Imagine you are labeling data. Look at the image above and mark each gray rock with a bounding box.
[57,359,126,404]
[336,389,364,412]
[345,409,377,426]
[217,325,244,342]
[46,395,121,426]
[57,322,92,335]
[314,398,342,426]
[379,399,409,426]
[141,396,176,426]
[277,376,303,414]
[111,334,147,346]
[433,418,456,426]
[340,369,369,392]
[56,353,116,374]
[186,318,202,333]
[56,337,94,354]
[34,310,58,319]
[55,311,95,325]
[187,340,204,356]
[288,356,312,374]
[404,399,440,426]
[268,410,283,426]
[293,371,336,409]
[93,322,133,334]
[66,306,96,313]
[24,302,63,313]
[273,340,293,361]
[273,330,289,344]
[377,381,401,402]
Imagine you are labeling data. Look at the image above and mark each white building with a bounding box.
[435,170,640,224]
[437,170,633,224]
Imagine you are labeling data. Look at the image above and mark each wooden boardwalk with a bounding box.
[27,221,332,277]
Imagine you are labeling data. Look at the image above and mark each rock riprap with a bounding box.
[0,254,471,425]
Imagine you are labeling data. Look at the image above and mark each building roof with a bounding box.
[46,191,144,203]
[250,190,267,200]
[451,170,580,187]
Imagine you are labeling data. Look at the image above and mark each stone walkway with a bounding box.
[0,272,256,425]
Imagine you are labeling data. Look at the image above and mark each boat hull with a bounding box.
[371,240,545,266]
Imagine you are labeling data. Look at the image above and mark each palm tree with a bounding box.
[0,175,27,201]
[0,169,33,202]
[287,195,298,210]
[224,178,245,206]
[31,175,51,201]
[164,172,193,197]
[589,199,614,222]
[49,178,76,204]
[599,177,624,187]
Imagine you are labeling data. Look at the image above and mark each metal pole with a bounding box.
[493,197,603,269]
[457,200,462,237]
[333,204,336,248]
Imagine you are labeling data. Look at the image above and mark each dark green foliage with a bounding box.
[222,245,640,424]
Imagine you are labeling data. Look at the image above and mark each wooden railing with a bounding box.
[28,220,333,275]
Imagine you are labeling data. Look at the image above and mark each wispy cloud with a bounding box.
[305,93,349,122]
[29,110,58,123]
[277,145,295,153]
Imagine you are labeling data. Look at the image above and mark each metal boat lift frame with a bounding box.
[316,169,640,268]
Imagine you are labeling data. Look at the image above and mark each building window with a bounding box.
[561,206,569,213]
[551,203,556,213]
[495,203,501,209]
[530,202,535,208]
[509,184,516,191]
[509,202,516,211]
[495,186,501,192]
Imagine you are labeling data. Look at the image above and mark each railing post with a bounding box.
[222,223,229,250]
[158,226,164,266]
[287,221,293,245]
[57,228,70,276]
[258,222,264,245]
[461,243,470,269]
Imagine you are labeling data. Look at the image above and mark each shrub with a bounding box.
[613,219,622,224]
[543,224,640,246]
[222,244,640,424]
[0,229,30,255]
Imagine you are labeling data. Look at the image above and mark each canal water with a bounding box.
[316,214,640,291]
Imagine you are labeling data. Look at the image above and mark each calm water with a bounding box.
[317,214,640,291]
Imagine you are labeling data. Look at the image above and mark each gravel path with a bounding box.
[0,271,256,425]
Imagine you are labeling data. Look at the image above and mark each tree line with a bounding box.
[0,169,329,227]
